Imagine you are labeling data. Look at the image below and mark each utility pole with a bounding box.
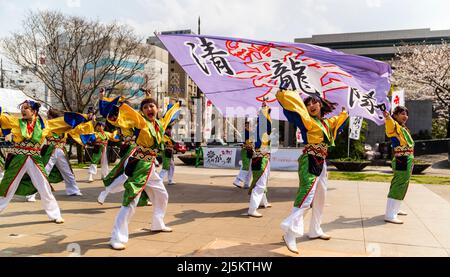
[1,59,4,88]
[198,16,201,36]
[195,16,203,144]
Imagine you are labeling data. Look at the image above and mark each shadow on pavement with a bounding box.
[0,206,118,220]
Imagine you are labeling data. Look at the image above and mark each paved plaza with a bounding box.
[0,161,449,257]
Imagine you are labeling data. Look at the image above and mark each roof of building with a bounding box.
[0,88,47,114]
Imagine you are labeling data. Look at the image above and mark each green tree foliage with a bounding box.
[328,119,368,160]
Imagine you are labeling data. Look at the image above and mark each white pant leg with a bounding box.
[105,174,127,195]
[0,160,29,212]
[45,150,57,174]
[248,160,270,214]
[0,169,4,180]
[234,165,246,185]
[103,155,131,198]
[243,165,252,187]
[88,164,97,175]
[144,164,169,231]
[280,207,306,238]
[25,158,62,220]
[280,163,325,238]
[385,198,402,220]
[26,193,37,201]
[101,148,109,178]
[168,158,175,183]
[159,169,168,182]
[110,194,140,244]
[261,193,269,207]
[309,163,328,238]
[52,149,81,195]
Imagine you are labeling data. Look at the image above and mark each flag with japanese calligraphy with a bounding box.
[157,34,392,125]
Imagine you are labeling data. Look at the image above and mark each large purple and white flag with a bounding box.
[158,34,392,125]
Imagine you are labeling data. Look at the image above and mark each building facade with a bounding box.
[147,30,201,141]
[294,28,450,60]
[291,28,450,146]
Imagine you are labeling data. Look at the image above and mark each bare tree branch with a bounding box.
[1,10,153,113]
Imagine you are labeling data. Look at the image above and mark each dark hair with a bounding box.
[392,106,408,116]
[19,100,41,113]
[140,98,157,111]
[95,121,106,128]
[304,96,337,117]
[392,106,409,126]
[47,108,63,119]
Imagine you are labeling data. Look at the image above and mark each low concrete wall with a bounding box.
[414,139,450,156]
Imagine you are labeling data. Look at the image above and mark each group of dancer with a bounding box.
[232,84,414,254]
[0,84,415,254]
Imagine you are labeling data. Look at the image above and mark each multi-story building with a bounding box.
[0,60,49,107]
[294,28,450,61]
[293,28,450,146]
[147,30,200,141]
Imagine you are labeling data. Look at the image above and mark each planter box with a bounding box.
[412,163,431,174]
[386,161,431,175]
[179,154,202,166]
[330,160,371,172]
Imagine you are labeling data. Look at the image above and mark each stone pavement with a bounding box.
[0,164,449,257]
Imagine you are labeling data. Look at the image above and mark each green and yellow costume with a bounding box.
[248,106,272,195]
[0,108,93,196]
[106,101,180,206]
[276,90,348,207]
[385,115,414,200]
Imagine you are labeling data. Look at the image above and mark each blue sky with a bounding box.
[0,0,448,42]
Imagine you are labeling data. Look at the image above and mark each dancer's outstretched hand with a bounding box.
[99,88,105,99]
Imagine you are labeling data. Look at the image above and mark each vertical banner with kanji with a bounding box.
[296,128,302,144]
[349,116,364,140]
[391,89,405,112]
[204,99,213,141]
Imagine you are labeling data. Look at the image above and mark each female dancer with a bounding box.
[104,96,180,250]
[87,121,118,182]
[96,96,179,204]
[97,95,138,204]
[247,102,272,218]
[0,101,91,223]
[24,108,90,201]
[276,88,348,254]
[233,120,253,189]
[159,124,176,185]
[0,129,6,181]
[384,106,413,224]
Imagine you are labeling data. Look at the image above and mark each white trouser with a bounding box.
[280,163,328,238]
[111,162,168,244]
[101,155,132,200]
[0,168,4,180]
[248,160,270,214]
[234,164,252,187]
[0,157,62,220]
[385,198,402,220]
[45,148,81,195]
[159,158,175,183]
[104,174,127,196]
[89,148,109,178]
